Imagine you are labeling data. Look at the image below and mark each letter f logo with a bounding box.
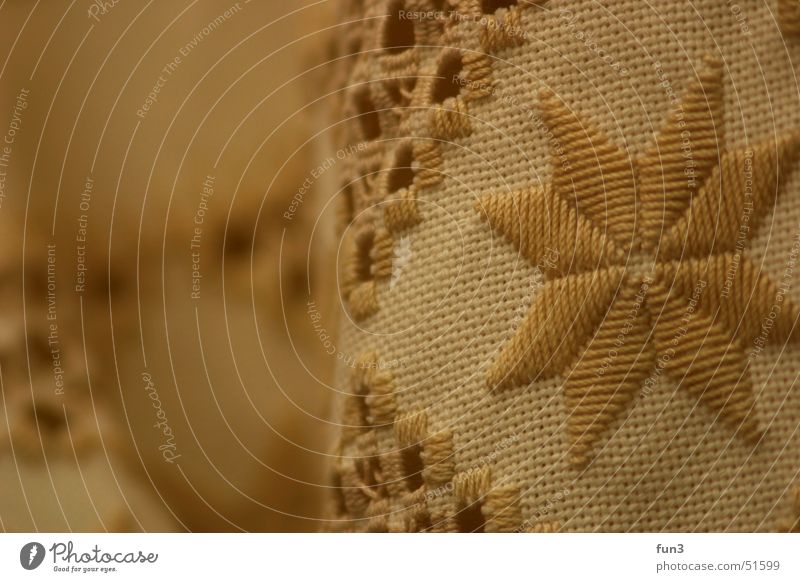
[20,542,46,570]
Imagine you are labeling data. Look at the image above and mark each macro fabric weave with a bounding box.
[326,0,800,532]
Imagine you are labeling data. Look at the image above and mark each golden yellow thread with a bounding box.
[364,371,397,426]
[538,88,637,252]
[483,485,523,532]
[486,268,626,390]
[420,429,456,487]
[638,56,724,251]
[430,96,472,139]
[476,186,622,278]
[414,140,444,188]
[337,461,372,516]
[462,52,495,101]
[370,227,396,279]
[429,507,460,532]
[381,449,409,498]
[329,353,516,532]
[479,4,526,52]
[453,466,492,501]
[426,47,494,140]
[349,138,442,320]
[649,264,761,442]
[663,135,800,259]
[383,187,421,233]
[395,409,429,445]
[380,43,419,71]
[342,222,382,321]
[691,253,800,346]
[564,282,655,466]
[347,280,379,320]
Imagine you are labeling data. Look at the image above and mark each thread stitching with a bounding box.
[475,57,800,465]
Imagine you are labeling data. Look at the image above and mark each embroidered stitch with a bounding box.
[383,75,418,109]
[380,0,421,115]
[413,0,452,43]
[341,222,383,320]
[330,384,527,532]
[382,141,423,232]
[449,466,526,532]
[778,0,800,35]
[341,139,442,320]
[453,0,537,53]
[476,57,800,465]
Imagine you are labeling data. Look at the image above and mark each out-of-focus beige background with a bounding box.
[0,0,344,531]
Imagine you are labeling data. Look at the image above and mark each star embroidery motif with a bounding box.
[476,57,800,465]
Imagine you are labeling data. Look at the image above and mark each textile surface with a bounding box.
[326,0,800,532]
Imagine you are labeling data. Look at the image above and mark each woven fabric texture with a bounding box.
[326,0,800,532]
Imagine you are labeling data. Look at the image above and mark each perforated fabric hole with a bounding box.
[330,470,349,516]
[354,228,376,281]
[382,0,416,54]
[431,51,464,103]
[341,183,356,225]
[456,501,486,532]
[481,0,517,13]
[387,144,415,193]
[400,444,425,490]
[353,88,382,140]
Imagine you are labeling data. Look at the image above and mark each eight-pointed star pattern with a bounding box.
[476,57,800,465]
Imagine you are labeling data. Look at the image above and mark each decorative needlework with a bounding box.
[475,57,800,466]
[453,0,540,53]
[426,48,495,139]
[337,1,448,321]
[379,0,422,114]
[340,138,443,321]
[328,355,529,532]
[329,0,800,533]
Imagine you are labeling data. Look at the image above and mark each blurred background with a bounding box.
[0,0,345,531]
